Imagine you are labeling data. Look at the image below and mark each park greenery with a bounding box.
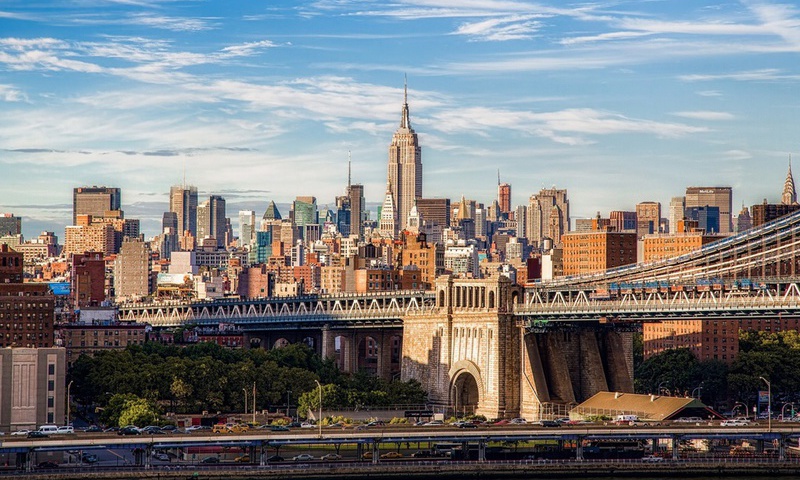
[635,330,800,411]
[69,342,426,427]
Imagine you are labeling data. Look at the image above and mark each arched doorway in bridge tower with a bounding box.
[273,338,290,349]
[450,371,480,418]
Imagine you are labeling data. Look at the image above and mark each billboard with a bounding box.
[157,273,193,286]
[758,390,770,404]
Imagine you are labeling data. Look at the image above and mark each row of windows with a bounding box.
[0,323,50,329]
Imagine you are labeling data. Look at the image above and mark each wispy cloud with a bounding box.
[679,68,800,81]
[559,31,651,45]
[454,14,543,41]
[0,84,25,102]
[671,110,736,120]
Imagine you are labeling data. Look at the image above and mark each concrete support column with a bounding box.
[260,445,266,466]
[372,442,379,464]
[604,330,635,393]
[671,436,679,460]
[578,330,609,399]
[377,330,394,380]
[779,435,786,461]
[321,326,336,361]
[576,438,584,460]
[478,440,486,462]
[341,333,356,373]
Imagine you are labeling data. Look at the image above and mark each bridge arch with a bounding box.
[448,360,485,417]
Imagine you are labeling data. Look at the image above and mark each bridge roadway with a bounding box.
[6,424,800,454]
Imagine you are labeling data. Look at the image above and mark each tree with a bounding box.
[634,348,700,395]
[118,397,161,427]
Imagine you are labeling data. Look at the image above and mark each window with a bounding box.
[47,380,54,392]
[48,364,55,375]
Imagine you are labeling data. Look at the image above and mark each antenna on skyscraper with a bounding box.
[404,74,408,105]
[348,150,352,188]
[182,157,186,189]
[497,169,500,185]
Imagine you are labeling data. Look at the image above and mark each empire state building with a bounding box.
[387,81,422,231]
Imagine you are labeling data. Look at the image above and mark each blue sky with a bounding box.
[1,0,799,239]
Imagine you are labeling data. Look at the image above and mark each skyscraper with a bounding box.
[379,182,398,239]
[239,210,256,248]
[668,196,685,234]
[197,195,226,247]
[498,181,511,216]
[387,79,422,231]
[169,185,198,237]
[685,187,732,234]
[73,186,121,225]
[783,158,797,206]
[527,188,569,248]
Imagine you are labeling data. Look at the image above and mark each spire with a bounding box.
[497,169,500,186]
[400,75,411,130]
[783,154,797,205]
[347,150,351,189]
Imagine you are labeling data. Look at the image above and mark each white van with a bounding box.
[56,426,74,434]
[38,425,59,434]
[615,415,639,424]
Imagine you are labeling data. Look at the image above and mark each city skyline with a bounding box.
[1,1,799,238]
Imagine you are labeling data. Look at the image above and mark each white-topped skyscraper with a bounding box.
[387,78,422,232]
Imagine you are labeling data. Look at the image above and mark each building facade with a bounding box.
[685,187,732,234]
[561,231,637,276]
[0,347,66,432]
[72,186,120,225]
[169,185,198,237]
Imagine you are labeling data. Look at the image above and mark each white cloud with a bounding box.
[219,40,279,57]
[679,68,800,81]
[454,14,543,41]
[124,13,215,32]
[671,111,736,120]
[0,84,25,102]
[696,90,723,96]
[559,30,651,45]
[721,149,752,161]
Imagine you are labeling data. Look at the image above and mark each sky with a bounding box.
[0,0,799,239]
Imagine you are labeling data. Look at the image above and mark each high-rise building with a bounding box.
[291,196,318,242]
[668,196,685,234]
[379,182,398,239]
[527,188,569,248]
[685,187,732,234]
[416,198,450,227]
[562,231,637,276]
[783,159,797,206]
[636,202,661,238]
[387,80,422,231]
[498,181,511,216]
[348,184,365,240]
[239,210,256,248]
[686,206,720,233]
[169,185,198,237]
[197,195,226,247]
[0,347,65,430]
[0,214,21,237]
[514,205,527,240]
[73,186,120,225]
[750,201,800,227]
[114,238,150,301]
[737,205,752,233]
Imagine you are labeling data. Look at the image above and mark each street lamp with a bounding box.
[66,380,73,426]
[252,382,256,425]
[314,380,322,438]
[243,388,248,418]
[657,381,669,396]
[759,376,771,433]
[286,390,292,419]
[691,384,703,400]
[781,403,794,422]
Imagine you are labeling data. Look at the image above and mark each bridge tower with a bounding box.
[401,275,523,419]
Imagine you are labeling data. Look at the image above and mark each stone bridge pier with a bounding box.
[401,275,635,420]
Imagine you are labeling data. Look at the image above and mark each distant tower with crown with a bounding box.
[387,76,422,232]
[783,156,798,206]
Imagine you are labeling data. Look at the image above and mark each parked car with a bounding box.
[641,455,665,463]
[293,454,315,461]
[82,454,98,464]
[320,453,342,461]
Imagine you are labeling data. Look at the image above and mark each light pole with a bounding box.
[314,380,322,438]
[759,376,771,433]
[657,381,669,396]
[243,388,248,418]
[66,380,73,426]
[252,382,256,425]
[691,384,703,400]
[781,403,794,421]
[286,390,292,419]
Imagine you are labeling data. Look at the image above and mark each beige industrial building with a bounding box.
[0,347,66,432]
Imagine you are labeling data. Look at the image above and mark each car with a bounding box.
[267,455,284,462]
[554,417,571,424]
[366,421,385,427]
[184,425,204,433]
[270,425,290,432]
[82,454,98,464]
[380,451,404,459]
[229,424,250,433]
[56,426,74,434]
[85,425,103,433]
[201,456,220,464]
[104,427,119,433]
[160,425,178,432]
[423,420,444,426]
[362,452,373,459]
[153,452,170,462]
[300,422,315,428]
[721,419,750,426]
[641,455,665,463]
[37,461,59,469]
[327,422,344,428]
[535,420,561,428]
[118,427,141,435]
[234,454,250,463]
[293,454,315,461]
[411,451,431,458]
[457,422,478,429]
[510,418,527,424]
[320,453,342,461]
[11,429,30,436]
[212,423,231,433]
[27,431,48,438]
